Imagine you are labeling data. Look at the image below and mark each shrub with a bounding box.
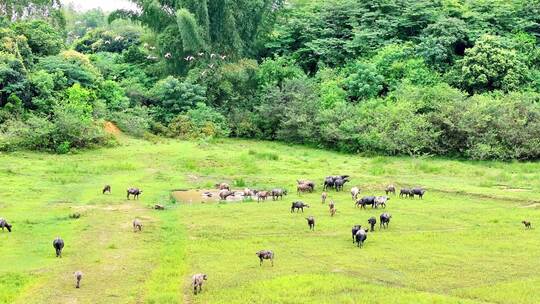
[166,103,230,139]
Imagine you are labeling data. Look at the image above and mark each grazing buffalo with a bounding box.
[192,273,208,294]
[522,220,532,229]
[271,188,287,201]
[74,271,83,288]
[297,180,315,192]
[257,191,270,202]
[219,190,235,200]
[399,188,412,198]
[351,225,362,243]
[297,183,312,195]
[374,196,389,209]
[351,187,360,201]
[306,216,315,231]
[368,217,377,232]
[102,185,111,194]
[330,206,336,217]
[329,200,336,216]
[53,237,64,257]
[291,201,310,213]
[323,175,350,191]
[133,219,143,232]
[380,213,392,229]
[385,185,396,195]
[126,188,142,200]
[0,218,12,232]
[215,183,230,191]
[256,250,274,266]
[411,187,426,199]
[334,177,349,192]
[321,192,327,204]
[355,228,368,247]
[356,196,376,209]
[323,176,335,191]
[243,188,253,199]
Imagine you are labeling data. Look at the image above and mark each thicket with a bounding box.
[1,0,540,160]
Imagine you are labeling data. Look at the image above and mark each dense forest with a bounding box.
[1,0,540,159]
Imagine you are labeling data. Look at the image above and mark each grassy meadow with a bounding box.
[1,138,540,303]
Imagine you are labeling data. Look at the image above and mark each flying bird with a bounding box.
[165,52,172,59]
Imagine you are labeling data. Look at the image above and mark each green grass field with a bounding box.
[1,138,540,304]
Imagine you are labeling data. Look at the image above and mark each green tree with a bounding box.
[149,76,206,123]
[453,35,527,94]
[11,20,63,57]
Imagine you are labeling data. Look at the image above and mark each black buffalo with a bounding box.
[53,237,64,257]
[355,228,368,247]
[127,188,142,200]
[356,196,376,209]
[368,217,377,232]
[380,213,392,229]
[291,201,310,213]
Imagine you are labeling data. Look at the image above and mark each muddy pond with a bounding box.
[171,189,247,203]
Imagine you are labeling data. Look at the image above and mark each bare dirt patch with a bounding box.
[171,189,247,203]
[104,121,122,136]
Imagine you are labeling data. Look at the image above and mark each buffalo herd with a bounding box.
[1,174,533,296]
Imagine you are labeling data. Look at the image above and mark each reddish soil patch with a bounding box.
[104,121,122,136]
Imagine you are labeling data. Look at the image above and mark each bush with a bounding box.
[109,106,151,137]
[167,103,230,139]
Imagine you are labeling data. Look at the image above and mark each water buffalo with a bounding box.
[334,177,349,192]
[243,188,253,199]
[329,200,336,216]
[271,188,287,201]
[374,196,389,208]
[351,187,360,201]
[215,183,230,191]
[380,213,392,229]
[351,225,361,243]
[323,175,349,191]
[133,219,143,232]
[0,218,12,232]
[127,188,142,200]
[356,196,376,209]
[355,228,368,247]
[192,273,208,294]
[256,250,274,266]
[368,217,377,232]
[330,206,336,217]
[257,191,270,202]
[74,271,83,288]
[306,216,315,231]
[291,201,310,213]
[219,190,235,200]
[385,184,396,195]
[297,180,315,192]
[53,237,64,257]
[102,185,111,194]
[323,176,335,191]
[399,188,412,198]
[411,187,426,199]
[522,220,532,229]
[297,183,312,195]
